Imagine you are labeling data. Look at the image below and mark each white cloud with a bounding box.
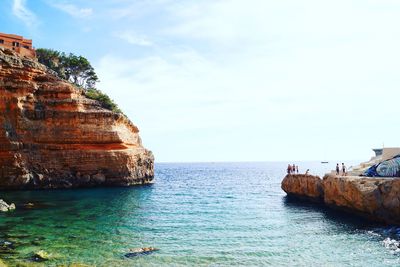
[108,0,174,20]
[95,50,238,133]
[115,31,153,46]
[96,0,400,161]
[12,0,38,27]
[49,2,93,18]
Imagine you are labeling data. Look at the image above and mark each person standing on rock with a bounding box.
[336,163,340,175]
[287,164,292,174]
[342,163,346,176]
[292,164,296,174]
[296,166,299,174]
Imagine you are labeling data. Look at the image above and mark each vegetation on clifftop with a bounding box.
[36,48,99,89]
[36,48,121,113]
[85,88,122,113]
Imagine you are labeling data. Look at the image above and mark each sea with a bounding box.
[1,162,400,266]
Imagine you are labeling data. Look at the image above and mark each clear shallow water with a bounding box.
[0,162,400,266]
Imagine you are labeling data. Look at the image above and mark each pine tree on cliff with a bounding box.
[36,48,99,89]
[36,48,120,113]
[62,54,99,89]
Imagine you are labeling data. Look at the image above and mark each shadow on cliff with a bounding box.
[282,195,381,229]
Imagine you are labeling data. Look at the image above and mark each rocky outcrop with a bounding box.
[323,175,400,224]
[282,174,400,225]
[281,174,324,201]
[0,199,15,212]
[0,48,154,189]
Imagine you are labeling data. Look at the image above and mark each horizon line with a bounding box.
[154,159,363,164]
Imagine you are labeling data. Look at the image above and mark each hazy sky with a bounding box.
[1,0,400,162]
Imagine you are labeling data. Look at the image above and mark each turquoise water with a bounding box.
[1,162,400,266]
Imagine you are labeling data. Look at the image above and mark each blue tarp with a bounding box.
[364,155,400,177]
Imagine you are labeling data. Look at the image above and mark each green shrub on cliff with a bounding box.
[37,48,121,113]
[85,88,122,113]
[36,48,62,73]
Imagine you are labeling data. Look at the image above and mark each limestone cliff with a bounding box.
[0,48,154,189]
[282,174,400,225]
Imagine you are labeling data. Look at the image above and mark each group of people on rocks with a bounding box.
[286,162,346,176]
[287,164,299,174]
[336,163,346,176]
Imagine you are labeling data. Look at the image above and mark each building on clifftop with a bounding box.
[0,32,36,58]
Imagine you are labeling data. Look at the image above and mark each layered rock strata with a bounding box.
[0,48,154,189]
[282,174,400,225]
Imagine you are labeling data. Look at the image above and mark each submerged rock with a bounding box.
[0,200,16,212]
[0,241,14,249]
[24,203,35,208]
[32,250,51,262]
[0,240,15,255]
[125,247,159,258]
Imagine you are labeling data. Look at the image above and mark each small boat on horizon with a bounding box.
[321,161,329,164]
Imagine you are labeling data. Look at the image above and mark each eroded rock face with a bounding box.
[281,174,324,201]
[0,48,154,189]
[323,174,400,224]
[282,173,400,224]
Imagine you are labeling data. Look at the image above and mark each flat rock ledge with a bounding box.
[282,174,400,225]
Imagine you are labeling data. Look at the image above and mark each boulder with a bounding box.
[125,247,159,258]
[91,173,106,184]
[281,174,324,201]
[79,175,91,184]
[0,200,15,212]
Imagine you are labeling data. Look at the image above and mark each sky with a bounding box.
[1,0,400,162]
